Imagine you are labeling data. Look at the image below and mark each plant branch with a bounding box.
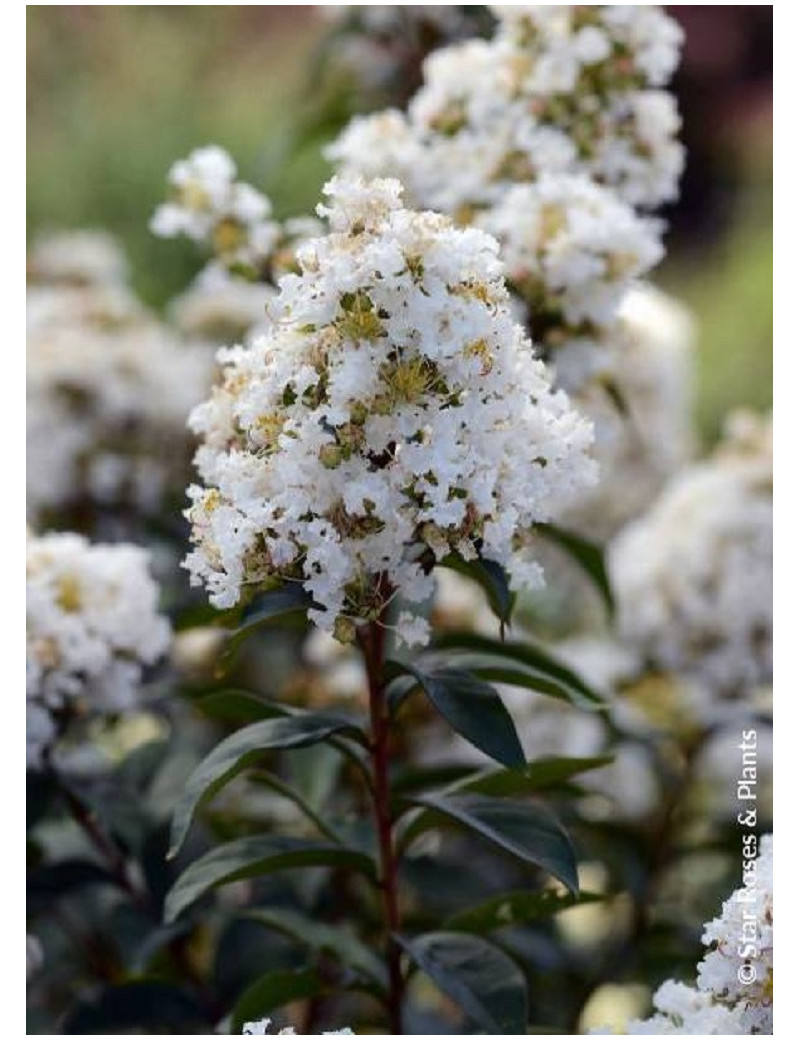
[357,588,405,1035]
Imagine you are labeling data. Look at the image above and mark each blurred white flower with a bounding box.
[26,531,170,768]
[330,5,684,211]
[27,298,214,521]
[610,412,772,698]
[28,230,129,287]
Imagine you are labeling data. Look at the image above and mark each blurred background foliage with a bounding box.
[27,6,771,444]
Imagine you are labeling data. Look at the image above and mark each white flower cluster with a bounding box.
[329,6,683,389]
[482,177,663,342]
[151,145,321,283]
[612,835,773,1034]
[185,176,596,646]
[610,412,772,699]
[27,237,215,521]
[332,5,683,212]
[242,1019,352,1036]
[26,532,171,768]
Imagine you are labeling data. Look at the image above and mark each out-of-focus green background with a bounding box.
[27,6,772,442]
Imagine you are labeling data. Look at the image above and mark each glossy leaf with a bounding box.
[439,555,515,627]
[223,585,314,662]
[169,711,366,857]
[165,835,376,922]
[399,931,528,1034]
[432,631,604,708]
[403,793,578,893]
[391,664,525,769]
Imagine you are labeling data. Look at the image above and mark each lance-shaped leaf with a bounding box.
[439,555,515,627]
[432,631,604,708]
[169,711,366,857]
[231,967,327,1034]
[192,689,284,725]
[390,663,525,770]
[222,585,314,662]
[533,522,614,616]
[445,889,602,934]
[402,793,578,894]
[246,907,387,990]
[399,931,528,1034]
[448,755,615,798]
[165,835,376,922]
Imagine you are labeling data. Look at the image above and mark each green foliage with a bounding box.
[169,709,367,856]
[399,931,528,1034]
[165,834,377,922]
[390,663,526,769]
[246,908,388,991]
[431,630,606,708]
[401,793,579,894]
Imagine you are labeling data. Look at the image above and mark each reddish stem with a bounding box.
[358,607,404,1035]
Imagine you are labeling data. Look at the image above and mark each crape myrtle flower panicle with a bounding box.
[27,316,215,520]
[151,145,322,282]
[604,835,773,1034]
[609,411,772,698]
[329,6,684,214]
[481,175,664,340]
[26,531,171,768]
[184,176,596,646]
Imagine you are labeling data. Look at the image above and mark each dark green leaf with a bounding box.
[450,755,615,798]
[169,711,366,857]
[399,931,528,1034]
[391,664,525,769]
[402,793,578,894]
[446,889,602,934]
[246,908,387,989]
[232,968,326,1034]
[193,689,285,725]
[165,835,377,922]
[223,585,313,662]
[432,631,605,708]
[533,523,614,616]
[439,555,515,627]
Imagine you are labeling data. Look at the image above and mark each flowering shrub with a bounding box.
[26,5,772,1037]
